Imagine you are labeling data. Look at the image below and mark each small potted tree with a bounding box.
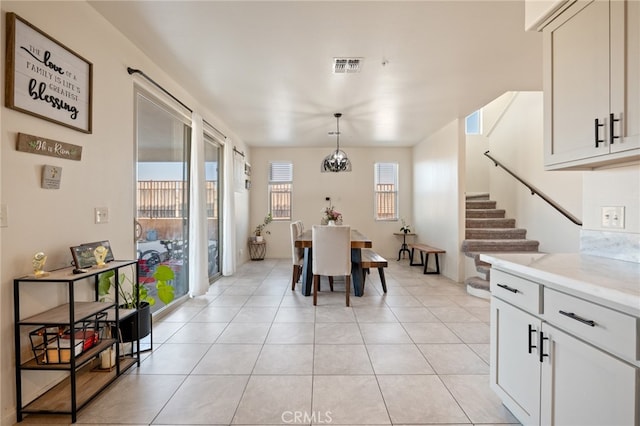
[249,213,272,260]
[253,212,273,242]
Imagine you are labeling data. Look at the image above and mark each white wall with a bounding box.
[0,3,248,423]
[486,92,582,253]
[248,147,413,262]
[413,120,465,281]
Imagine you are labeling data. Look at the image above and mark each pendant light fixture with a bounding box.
[321,112,352,173]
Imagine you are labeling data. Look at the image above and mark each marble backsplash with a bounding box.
[581,230,640,263]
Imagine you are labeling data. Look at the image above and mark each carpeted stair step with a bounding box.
[465,228,527,239]
[465,193,490,201]
[465,276,489,291]
[465,218,516,228]
[466,200,496,210]
[466,209,506,218]
[461,239,540,253]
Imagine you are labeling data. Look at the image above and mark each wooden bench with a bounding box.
[360,248,388,293]
[408,243,446,274]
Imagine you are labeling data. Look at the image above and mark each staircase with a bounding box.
[462,194,540,297]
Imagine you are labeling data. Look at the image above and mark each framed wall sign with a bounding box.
[70,241,114,269]
[5,13,93,133]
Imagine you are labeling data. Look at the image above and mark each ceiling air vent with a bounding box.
[333,57,363,74]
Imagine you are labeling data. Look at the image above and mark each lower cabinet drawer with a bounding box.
[544,287,639,362]
[491,269,542,314]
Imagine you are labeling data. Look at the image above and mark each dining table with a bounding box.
[294,228,372,297]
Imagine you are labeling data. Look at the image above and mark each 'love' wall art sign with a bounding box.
[5,13,93,133]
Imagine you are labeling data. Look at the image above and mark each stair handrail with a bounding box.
[484,151,582,226]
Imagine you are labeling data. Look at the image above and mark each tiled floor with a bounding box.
[22,258,520,425]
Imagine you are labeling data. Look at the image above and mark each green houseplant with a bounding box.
[253,212,273,242]
[99,264,175,341]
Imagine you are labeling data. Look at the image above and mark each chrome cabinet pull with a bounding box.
[497,283,518,294]
[559,310,596,327]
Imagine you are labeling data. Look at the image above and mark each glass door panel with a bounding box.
[204,136,221,280]
[135,92,190,314]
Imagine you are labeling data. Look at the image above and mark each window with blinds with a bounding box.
[374,162,398,220]
[269,161,293,220]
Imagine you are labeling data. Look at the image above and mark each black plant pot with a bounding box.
[114,302,151,342]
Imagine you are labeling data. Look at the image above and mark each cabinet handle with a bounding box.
[539,331,549,363]
[559,310,596,327]
[594,118,605,147]
[497,283,518,293]
[609,113,620,144]
[528,324,537,354]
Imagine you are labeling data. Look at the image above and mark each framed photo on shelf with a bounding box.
[5,13,93,133]
[70,240,113,269]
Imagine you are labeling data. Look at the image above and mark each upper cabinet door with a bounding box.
[543,0,611,167]
[610,0,640,154]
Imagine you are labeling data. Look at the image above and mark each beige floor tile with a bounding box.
[403,322,462,343]
[417,344,489,374]
[359,323,412,344]
[445,322,491,343]
[312,376,391,425]
[383,295,423,307]
[413,294,457,307]
[190,306,241,322]
[367,344,435,374]
[136,343,210,374]
[245,295,284,307]
[253,344,314,374]
[232,376,312,424]
[164,322,228,344]
[440,375,519,424]
[429,306,482,323]
[353,307,398,323]
[266,322,315,344]
[192,344,262,374]
[314,322,363,344]
[158,306,203,323]
[468,343,491,364]
[208,294,251,306]
[75,374,185,424]
[313,344,374,375]
[390,306,438,322]
[216,323,271,344]
[377,375,469,424]
[150,321,185,343]
[273,307,316,323]
[153,375,249,424]
[315,306,357,322]
[223,285,258,296]
[232,306,278,323]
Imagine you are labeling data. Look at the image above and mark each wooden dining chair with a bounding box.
[290,221,304,290]
[312,225,351,306]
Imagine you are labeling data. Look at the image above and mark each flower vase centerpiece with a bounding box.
[322,205,343,225]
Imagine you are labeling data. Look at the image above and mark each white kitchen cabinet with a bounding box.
[489,268,639,426]
[540,323,638,426]
[490,297,541,425]
[543,0,640,169]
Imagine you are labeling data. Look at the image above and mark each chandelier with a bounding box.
[321,112,352,173]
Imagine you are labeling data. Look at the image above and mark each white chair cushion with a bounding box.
[312,225,351,276]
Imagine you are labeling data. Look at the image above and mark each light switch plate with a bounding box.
[95,207,109,224]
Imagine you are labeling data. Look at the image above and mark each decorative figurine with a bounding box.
[94,245,108,267]
[32,252,49,277]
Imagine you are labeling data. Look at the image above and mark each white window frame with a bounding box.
[268,161,293,221]
[374,162,398,221]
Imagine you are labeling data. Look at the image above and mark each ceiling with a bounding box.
[89,1,542,149]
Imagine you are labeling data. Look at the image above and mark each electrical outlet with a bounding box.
[601,206,625,229]
[0,204,7,227]
[95,207,109,224]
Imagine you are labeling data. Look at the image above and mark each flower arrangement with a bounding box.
[400,218,411,233]
[322,206,343,225]
[253,213,273,237]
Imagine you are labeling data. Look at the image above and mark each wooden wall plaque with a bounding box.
[16,132,82,161]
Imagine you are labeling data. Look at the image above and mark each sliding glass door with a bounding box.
[205,134,221,280]
[135,91,190,313]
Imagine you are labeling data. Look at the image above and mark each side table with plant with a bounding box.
[249,213,273,260]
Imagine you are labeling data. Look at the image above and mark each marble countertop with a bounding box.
[480,253,640,317]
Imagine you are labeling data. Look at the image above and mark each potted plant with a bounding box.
[99,264,175,342]
[400,219,412,234]
[253,212,273,242]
